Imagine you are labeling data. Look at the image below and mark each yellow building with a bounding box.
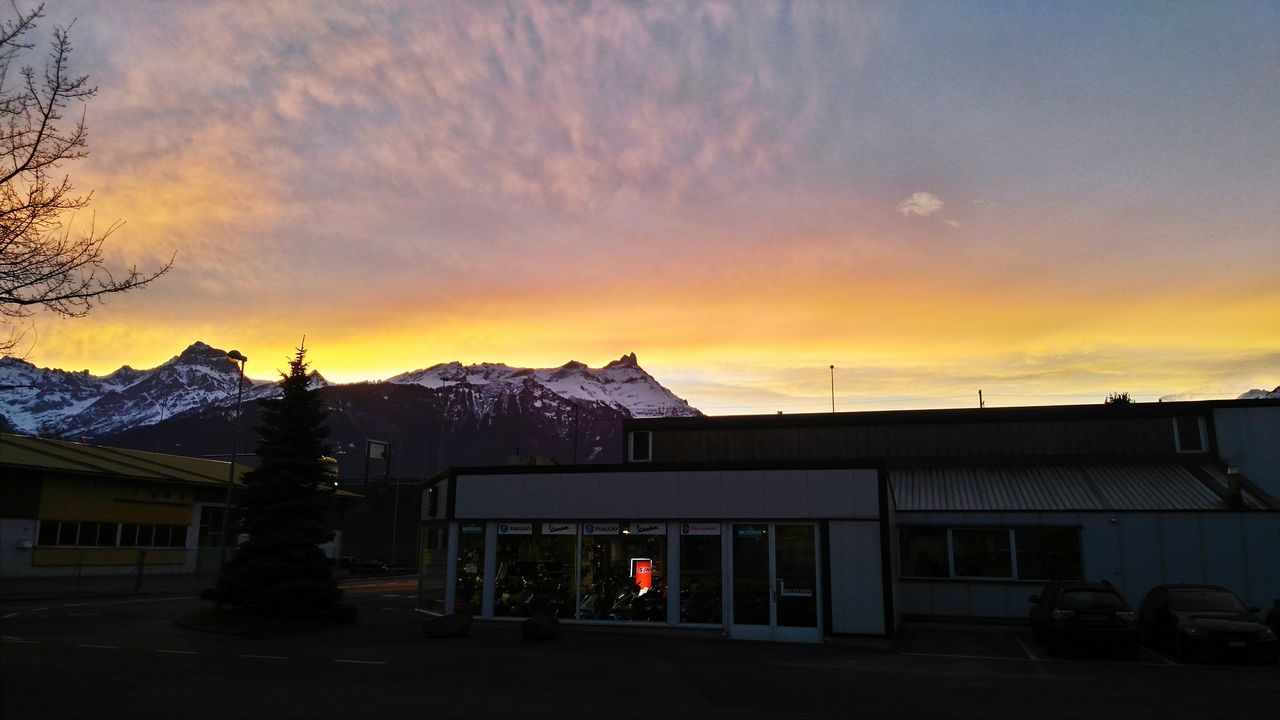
[0,433,348,578]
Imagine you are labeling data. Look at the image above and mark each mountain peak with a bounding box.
[605,352,639,370]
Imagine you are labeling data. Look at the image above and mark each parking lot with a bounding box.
[3,579,1278,718]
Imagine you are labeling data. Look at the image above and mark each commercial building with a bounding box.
[0,433,351,579]
[415,399,1280,642]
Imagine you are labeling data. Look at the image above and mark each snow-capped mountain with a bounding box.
[0,342,698,440]
[0,342,263,437]
[1237,386,1280,400]
[387,352,698,419]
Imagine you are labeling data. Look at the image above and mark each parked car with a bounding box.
[1029,580,1140,657]
[1138,584,1278,664]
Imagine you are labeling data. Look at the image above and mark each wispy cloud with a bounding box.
[896,192,944,217]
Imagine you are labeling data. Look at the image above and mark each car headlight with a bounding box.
[1114,611,1135,621]
[1258,628,1277,641]
[1180,625,1209,638]
[1051,609,1075,620]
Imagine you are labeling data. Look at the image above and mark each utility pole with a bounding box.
[830,365,836,412]
[979,389,985,409]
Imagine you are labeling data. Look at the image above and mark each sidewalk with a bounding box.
[0,571,217,602]
[0,568,412,603]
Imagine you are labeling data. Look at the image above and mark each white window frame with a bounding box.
[1172,416,1208,453]
[628,431,653,463]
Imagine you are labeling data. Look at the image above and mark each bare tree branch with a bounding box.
[1,4,171,354]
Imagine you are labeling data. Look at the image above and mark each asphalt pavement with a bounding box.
[3,579,1278,719]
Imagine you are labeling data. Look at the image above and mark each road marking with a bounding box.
[1144,647,1178,666]
[2,612,18,619]
[2,636,38,643]
[78,644,118,649]
[155,649,199,655]
[31,607,50,613]
[61,602,91,608]
[901,651,1031,662]
[1013,635,1040,661]
[239,654,288,660]
[333,659,386,665]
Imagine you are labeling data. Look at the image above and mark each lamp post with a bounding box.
[218,350,248,570]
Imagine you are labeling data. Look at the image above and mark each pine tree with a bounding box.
[208,345,342,613]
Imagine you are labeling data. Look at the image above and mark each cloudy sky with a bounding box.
[13,0,1279,413]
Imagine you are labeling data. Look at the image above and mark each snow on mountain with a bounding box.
[387,352,700,418]
[1237,386,1280,400]
[0,343,699,440]
[0,341,257,436]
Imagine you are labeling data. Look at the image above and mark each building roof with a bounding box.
[891,464,1270,512]
[627,397,1280,432]
[1,433,360,497]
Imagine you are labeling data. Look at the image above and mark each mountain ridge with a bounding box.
[0,341,700,439]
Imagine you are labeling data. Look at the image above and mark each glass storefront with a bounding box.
[454,524,485,615]
[678,523,722,624]
[492,523,576,618]
[579,522,667,622]
[444,520,809,632]
[419,521,448,614]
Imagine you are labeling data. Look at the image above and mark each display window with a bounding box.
[679,523,722,624]
[578,521,668,622]
[454,524,486,615]
[492,522,576,618]
[419,521,448,614]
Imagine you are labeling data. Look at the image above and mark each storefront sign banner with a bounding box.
[681,522,721,536]
[736,527,765,539]
[628,522,666,535]
[584,523,620,535]
[461,525,485,535]
[542,523,577,536]
[498,522,533,535]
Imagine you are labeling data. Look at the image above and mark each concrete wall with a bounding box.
[1214,406,1280,497]
[452,468,880,520]
[895,511,1280,619]
[0,518,37,578]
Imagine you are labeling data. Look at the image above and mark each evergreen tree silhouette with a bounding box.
[208,345,341,613]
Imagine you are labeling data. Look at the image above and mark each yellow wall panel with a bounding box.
[38,477,195,524]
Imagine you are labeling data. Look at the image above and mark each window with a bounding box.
[679,523,722,624]
[951,528,1012,578]
[900,526,1083,581]
[900,526,948,578]
[629,431,652,462]
[492,523,576,618]
[455,525,485,615]
[1173,416,1206,453]
[36,520,122,547]
[1015,527,1083,580]
[579,522,668,622]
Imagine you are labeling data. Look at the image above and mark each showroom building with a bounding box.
[416,399,1280,641]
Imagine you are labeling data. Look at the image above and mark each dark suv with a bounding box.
[1138,584,1278,664]
[1029,580,1140,657]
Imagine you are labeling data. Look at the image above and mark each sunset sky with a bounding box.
[12,0,1279,414]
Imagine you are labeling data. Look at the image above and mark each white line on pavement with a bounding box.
[2,613,18,619]
[1013,634,1040,661]
[155,649,199,655]
[2,635,38,643]
[78,644,118,649]
[60,603,91,607]
[333,659,386,665]
[31,607,50,613]
[239,654,288,660]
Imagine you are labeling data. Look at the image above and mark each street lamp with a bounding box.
[218,350,248,570]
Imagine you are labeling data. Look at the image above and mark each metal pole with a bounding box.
[218,354,247,569]
[830,365,835,413]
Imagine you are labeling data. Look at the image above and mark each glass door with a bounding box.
[729,523,821,642]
